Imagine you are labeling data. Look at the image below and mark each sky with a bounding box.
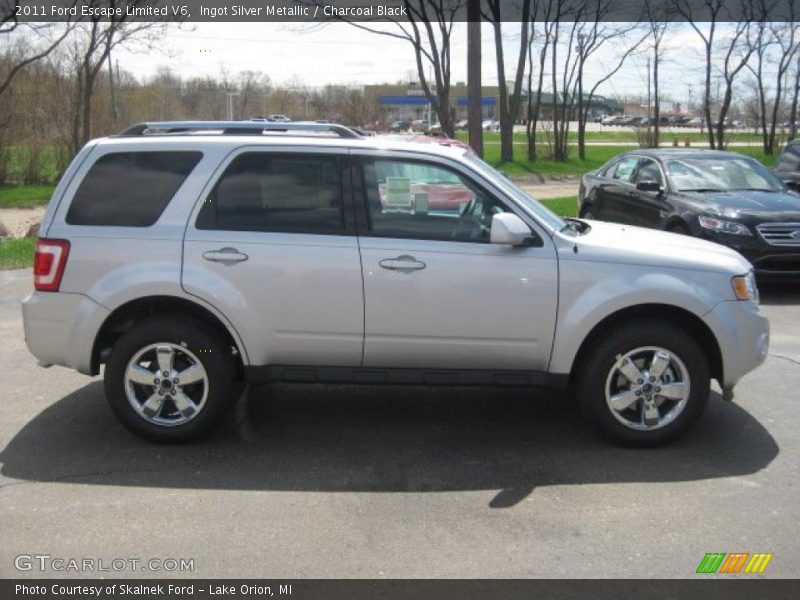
[105,21,762,109]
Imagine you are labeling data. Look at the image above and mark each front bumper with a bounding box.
[698,231,800,278]
[702,300,769,388]
[22,291,110,375]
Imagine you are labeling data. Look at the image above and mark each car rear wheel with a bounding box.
[575,320,710,446]
[104,316,238,442]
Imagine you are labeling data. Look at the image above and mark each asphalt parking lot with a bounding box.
[1,268,799,579]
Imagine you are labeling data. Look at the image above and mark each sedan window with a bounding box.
[612,158,638,183]
[636,159,664,187]
[777,143,800,170]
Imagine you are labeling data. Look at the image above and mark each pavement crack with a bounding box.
[769,352,800,367]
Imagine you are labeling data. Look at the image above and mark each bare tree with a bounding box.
[790,54,800,140]
[543,1,634,162]
[714,20,758,149]
[674,0,726,148]
[642,0,669,147]
[570,10,645,158]
[316,0,463,137]
[525,15,555,161]
[524,0,574,161]
[66,1,168,153]
[747,1,800,153]
[483,0,531,162]
[0,0,77,97]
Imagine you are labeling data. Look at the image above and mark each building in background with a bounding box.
[364,82,621,126]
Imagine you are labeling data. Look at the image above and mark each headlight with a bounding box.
[698,216,751,236]
[731,272,759,303]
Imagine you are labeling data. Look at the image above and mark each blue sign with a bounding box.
[378,95,434,106]
[457,96,496,106]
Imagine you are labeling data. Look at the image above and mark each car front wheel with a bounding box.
[576,320,710,446]
[104,316,238,442]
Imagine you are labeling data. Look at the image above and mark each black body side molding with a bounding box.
[244,365,569,388]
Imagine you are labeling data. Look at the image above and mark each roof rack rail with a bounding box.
[118,121,362,139]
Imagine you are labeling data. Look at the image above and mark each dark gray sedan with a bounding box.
[578,149,800,279]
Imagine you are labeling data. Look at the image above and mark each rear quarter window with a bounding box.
[66,151,203,226]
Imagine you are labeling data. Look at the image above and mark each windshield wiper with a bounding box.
[680,188,726,193]
[729,188,777,192]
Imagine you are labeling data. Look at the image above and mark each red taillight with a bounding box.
[34,239,70,292]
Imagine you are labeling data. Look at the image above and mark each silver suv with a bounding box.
[22,121,769,445]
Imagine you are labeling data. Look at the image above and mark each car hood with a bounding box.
[569,220,751,275]
[678,189,800,221]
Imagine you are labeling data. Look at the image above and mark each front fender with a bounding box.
[549,260,727,375]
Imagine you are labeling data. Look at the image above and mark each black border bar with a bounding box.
[3,580,800,600]
[6,0,800,23]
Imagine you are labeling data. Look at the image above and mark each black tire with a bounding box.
[575,319,710,447]
[666,222,689,235]
[104,316,239,443]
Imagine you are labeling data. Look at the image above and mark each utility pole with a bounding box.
[107,50,118,120]
[467,0,483,157]
[646,56,651,121]
[227,92,240,120]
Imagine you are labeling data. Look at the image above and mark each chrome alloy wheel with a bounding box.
[604,346,691,431]
[124,343,208,427]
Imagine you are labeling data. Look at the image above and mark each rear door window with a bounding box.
[66,152,202,226]
[197,153,344,234]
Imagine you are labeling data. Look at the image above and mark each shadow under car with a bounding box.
[0,381,779,508]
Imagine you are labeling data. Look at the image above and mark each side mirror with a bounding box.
[490,213,532,246]
[636,180,663,193]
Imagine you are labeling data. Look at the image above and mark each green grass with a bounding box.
[0,184,55,208]
[540,196,579,217]
[489,145,625,178]
[482,144,779,178]
[3,145,63,184]
[0,237,35,270]
[457,130,791,144]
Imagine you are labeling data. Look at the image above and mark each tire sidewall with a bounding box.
[104,317,237,442]
[577,321,710,446]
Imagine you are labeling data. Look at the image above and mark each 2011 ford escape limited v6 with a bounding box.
[22,121,769,445]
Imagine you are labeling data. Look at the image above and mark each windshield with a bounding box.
[464,153,565,232]
[666,156,786,192]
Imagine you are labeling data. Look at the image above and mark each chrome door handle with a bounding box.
[202,247,249,265]
[379,255,426,272]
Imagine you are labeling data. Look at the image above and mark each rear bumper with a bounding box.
[22,291,110,375]
[702,300,769,388]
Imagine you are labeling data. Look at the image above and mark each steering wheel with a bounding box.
[451,205,503,241]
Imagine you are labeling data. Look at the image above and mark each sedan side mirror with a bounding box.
[490,213,532,246]
[636,180,663,193]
